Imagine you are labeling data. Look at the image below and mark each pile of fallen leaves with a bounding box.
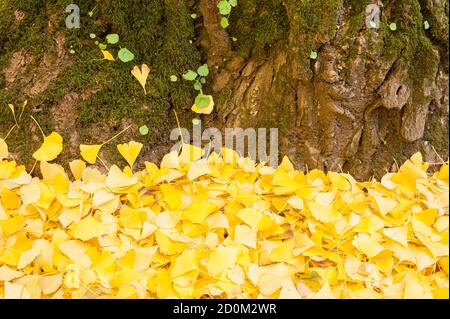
[0,133,448,299]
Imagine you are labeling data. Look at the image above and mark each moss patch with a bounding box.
[229,0,289,60]
[0,0,202,168]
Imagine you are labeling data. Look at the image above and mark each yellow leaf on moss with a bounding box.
[131,64,150,94]
[117,141,143,167]
[101,50,115,61]
[32,132,63,162]
[80,144,102,164]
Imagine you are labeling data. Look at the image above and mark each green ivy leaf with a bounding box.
[106,34,119,44]
[118,48,135,62]
[139,125,149,136]
[194,82,202,91]
[229,0,238,7]
[197,64,209,77]
[309,51,318,60]
[182,70,198,81]
[220,17,229,28]
[424,20,430,30]
[389,23,397,31]
[195,94,210,109]
[89,33,96,39]
[170,75,178,82]
[217,0,232,15]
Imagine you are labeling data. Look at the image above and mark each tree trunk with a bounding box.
[0,0,448,179]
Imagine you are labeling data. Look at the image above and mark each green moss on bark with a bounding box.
[0,0,201,167]
[229,0,289,60]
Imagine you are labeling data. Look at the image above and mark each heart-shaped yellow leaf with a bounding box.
[80,144,102,164]
[131,64,150,94]
[101,50,115,61]
[117,141,143,167]
[32,132,63,162]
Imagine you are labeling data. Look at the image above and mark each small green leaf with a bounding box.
[197,64,209,77]
[88,11,93,17]
[106,34,119,44]
[69,49,75,54]
[170,75,178,82]
[389,23,397,31]
[309,51,318,60]
[232,37,238,42]
[190,13,197,19]
[95,41,99,45]
[195,94,210,109]
[89,33,96,39]
[99,43,107,50]
[182,70,198,81]
[217,0,232,15]
[229,0,238,7]
[139,125,149,136]
[424,20,430,30]
[200,78,206,84]
[192,118,201,125]
[220,17,229,28]
[194,82,202,91]
[118,48,135,62]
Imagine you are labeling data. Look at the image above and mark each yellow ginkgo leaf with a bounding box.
[8,103,15,114]
[0,265,24,281]
[39,274,63,295]
[117,141,143,167]
[131,64,151,94]
[8,103,18,126]
[234,224,257,248]
[101,50,115,61]
[4,282,31,299]
[160,184,182,210]
[17,247,41,269]
[69,159,86,180]
[69,215,108,241]
[80,144,102,164]
[187,159,210,181]
[32,132,63,162]
[207,247,239,275]
[0,138,8,160]
[191,95,214,115]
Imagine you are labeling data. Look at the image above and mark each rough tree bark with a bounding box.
[201,0,449,179]
[0,0,448,179]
